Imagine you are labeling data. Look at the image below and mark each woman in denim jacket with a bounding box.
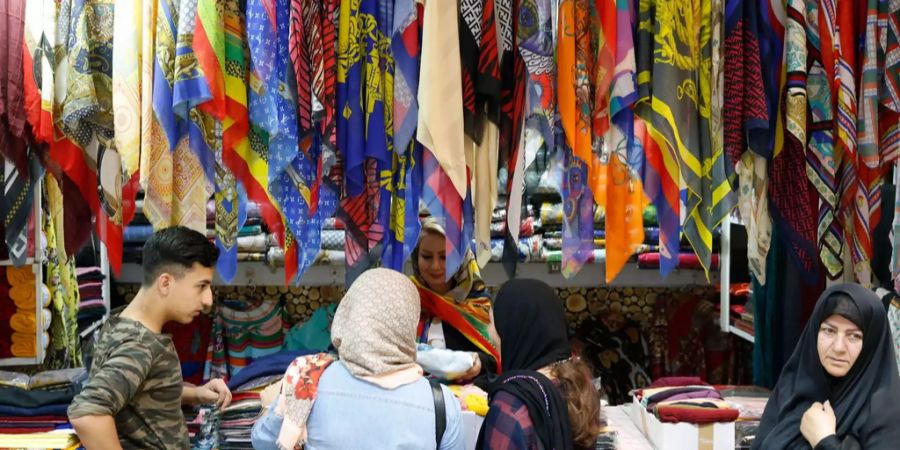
[251,268,465,450]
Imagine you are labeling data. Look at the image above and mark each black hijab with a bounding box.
[752,284,900,449]
[476,279,573,450]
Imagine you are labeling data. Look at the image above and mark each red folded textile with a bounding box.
[230,392,261,402]
[637,253,720,270]
[0,426,56,433]
[655,405,740,424]
[649,377,707,388]
[0,416,68,424]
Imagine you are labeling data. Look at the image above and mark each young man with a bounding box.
[69,226,233,449]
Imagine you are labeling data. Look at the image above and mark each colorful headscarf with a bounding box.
[411,218,500,365]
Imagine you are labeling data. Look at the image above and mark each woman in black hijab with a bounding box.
[752,283,900,449]
[476,279,601,450]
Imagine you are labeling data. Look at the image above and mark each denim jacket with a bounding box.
[251,362,465,449]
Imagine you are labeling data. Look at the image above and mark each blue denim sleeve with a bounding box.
[439,385,466,450]
[251,397,285,450]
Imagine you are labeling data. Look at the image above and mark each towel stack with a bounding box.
[76,267,106,333]
[4,266,50,358]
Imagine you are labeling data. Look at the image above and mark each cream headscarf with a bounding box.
[331,267,423,386]
[276,269,424,450]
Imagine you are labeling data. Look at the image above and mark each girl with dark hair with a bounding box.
[752,283,900,449]
[477,279,601,450]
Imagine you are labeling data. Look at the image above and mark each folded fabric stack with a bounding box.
[1,266,50,358]
[188,352,309,450]
[725,283,754,335]
[634,377,739,424]
[0,368,86,449]
[637,253,721,270]
[126,199,282,265]
[485,200,672,267]
[76,267,106,334]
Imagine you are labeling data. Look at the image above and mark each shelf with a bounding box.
[0,257,39,266]
[113,261,718,287]
[729,325,755,344]
[0,356,44,367]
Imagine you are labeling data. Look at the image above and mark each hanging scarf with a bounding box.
[392,0,424,267]
[0,0,28,175]
[111,0,142,179]
[517,0,555,211]
[603,0,648,283]
[460,0,483,140]
[477,279,574,450]
[54,0,136,275]
[144,0,210,233]
[634,0,680,277]
[803,0,842,279]
[410,220,500,364]
[192,0,244,283]
[557,0,595,279]
[499,0,527,278]
[768,0,818,282]
[220,0,286,253]
[337,0,382,285]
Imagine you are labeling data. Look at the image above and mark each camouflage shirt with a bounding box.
[68,315,188,449]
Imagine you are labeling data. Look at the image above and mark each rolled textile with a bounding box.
[315,250,345,265]
[10,289,35,311]
[237,252,266,262]
[322,218,345,230]
[6,266,34,285]
[41,309,51,332]
[543,249,606,264]
[489,236,546,262]
[265,247,284,267]
[637,253,720,270]
[10,332,35,357]
[204,200,262,221]
[40,284,50,308]
[540,202,604,225]
[489,216,536,238]
[123,225,155,243]
[10,312,36,333]
[237,234,268,253]
[320,229,345,251]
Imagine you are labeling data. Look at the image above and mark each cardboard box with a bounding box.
[628,396,735,450]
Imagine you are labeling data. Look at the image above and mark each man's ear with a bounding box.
[156,272,172,297]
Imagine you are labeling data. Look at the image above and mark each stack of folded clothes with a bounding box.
[76,266,106,334]
[2,266,51,358]
[634,377,740,424]
[0,368,86,449]
[187,352,308,449]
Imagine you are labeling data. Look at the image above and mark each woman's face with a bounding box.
[817,314,864,378]
[417,232,449,294]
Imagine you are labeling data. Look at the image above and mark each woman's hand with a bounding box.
[455,353,482,381]
[801,401,837,448]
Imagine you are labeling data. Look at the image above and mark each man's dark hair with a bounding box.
[141,226,219,287]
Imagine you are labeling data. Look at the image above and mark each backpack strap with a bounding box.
[430,380,446,449]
